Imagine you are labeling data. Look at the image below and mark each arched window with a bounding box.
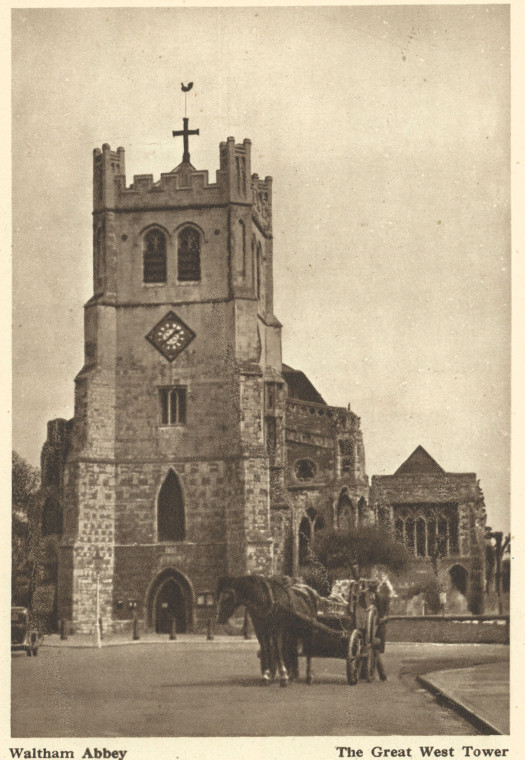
[427,517,436,557]
[395,517,404,544]
[298,516,311,565]
[256,242,262,298]
[338,439,354,476]
[95,223,105,291]
[416,517,426,557]
[238,219,246,277]
[449,510,459,555]
[42,498,63,537]
[157,470,185,542]
[178,227,201,281]
[437,516,449,557]
[337,492,355,531]
[143,228,167,283]
[299,508,325,565]
[357,497,367,526]
[251,236,256,289]
[405,517,415,554]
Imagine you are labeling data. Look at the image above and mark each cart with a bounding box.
[295,579,388,685]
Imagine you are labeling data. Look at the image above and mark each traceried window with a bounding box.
[416,517,426,557]
[143,228,167,283]
[338,439,354,476]
[157,470,185,542]
[298,507,326,565]
[337,491,355,531]
[405,517,415,553]
[294,459,317,482]
[266,417,277,457]
[159,387,187,425]
[393,506,459,557]
[178,227,201,281]
[265,382,280,412]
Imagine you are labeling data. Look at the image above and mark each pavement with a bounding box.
[41,632,509,735]
[418,661,509,735]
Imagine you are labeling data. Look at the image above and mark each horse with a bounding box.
[216,575,317,687]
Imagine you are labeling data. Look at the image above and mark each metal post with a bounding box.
[60,618,68,640]
[494,531,503,615]
[169,617,177,640]
[206,618,214,641]
[132,609,140,640]
[95,572,101,649]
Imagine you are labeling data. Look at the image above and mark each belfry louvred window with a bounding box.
[178,227,201,281]
[143,228,167,283]
[159,387,187,425]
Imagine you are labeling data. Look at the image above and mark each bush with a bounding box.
[313,526,410,579]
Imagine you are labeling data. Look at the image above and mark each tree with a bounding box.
[484,526,496,593]
[312,525,410,583]
[12,452,41,608]
[12,451,40,516]
[485,528,510,614]
[467,547,485,615]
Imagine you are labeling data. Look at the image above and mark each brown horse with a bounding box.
[216,575,317,686]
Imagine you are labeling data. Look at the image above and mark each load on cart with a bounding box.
[216,573,392,687]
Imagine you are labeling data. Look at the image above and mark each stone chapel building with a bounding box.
[38,126,369,634]
[370,446,487,612]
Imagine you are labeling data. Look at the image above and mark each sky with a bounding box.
[11,5,510,531]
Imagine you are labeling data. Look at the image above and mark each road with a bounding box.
[11,641,507,737]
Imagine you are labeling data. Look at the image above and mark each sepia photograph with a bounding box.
[10,3,511,744]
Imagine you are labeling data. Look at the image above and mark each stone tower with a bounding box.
[50,124,285,633]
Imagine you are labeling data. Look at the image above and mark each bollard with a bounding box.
[169,617,177,640]
[206,619,214,641]
[132,613,140,641]
[60,619,68,641]
[99,617,103,641]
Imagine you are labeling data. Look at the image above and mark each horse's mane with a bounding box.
[217,576,235,594]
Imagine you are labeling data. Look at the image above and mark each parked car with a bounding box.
[11,607,41,656]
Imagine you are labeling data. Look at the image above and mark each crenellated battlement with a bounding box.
[114,164,227,208]
[252,174,273,233]
[94,137,271,226]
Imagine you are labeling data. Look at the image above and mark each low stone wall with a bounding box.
[386,615,509,644]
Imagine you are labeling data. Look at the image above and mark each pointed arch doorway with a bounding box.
[148,569,194,634]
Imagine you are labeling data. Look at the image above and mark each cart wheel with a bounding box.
[346,630,361,686]
[362,607,378,683]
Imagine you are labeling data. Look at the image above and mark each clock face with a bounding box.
[146,311,196,362]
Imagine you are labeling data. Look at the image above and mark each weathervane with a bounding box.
[173,82,199,164]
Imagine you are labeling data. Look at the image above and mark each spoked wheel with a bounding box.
[361,606,379,683]
[346,629,362,685]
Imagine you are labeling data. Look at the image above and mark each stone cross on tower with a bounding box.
[172,117,200,164]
